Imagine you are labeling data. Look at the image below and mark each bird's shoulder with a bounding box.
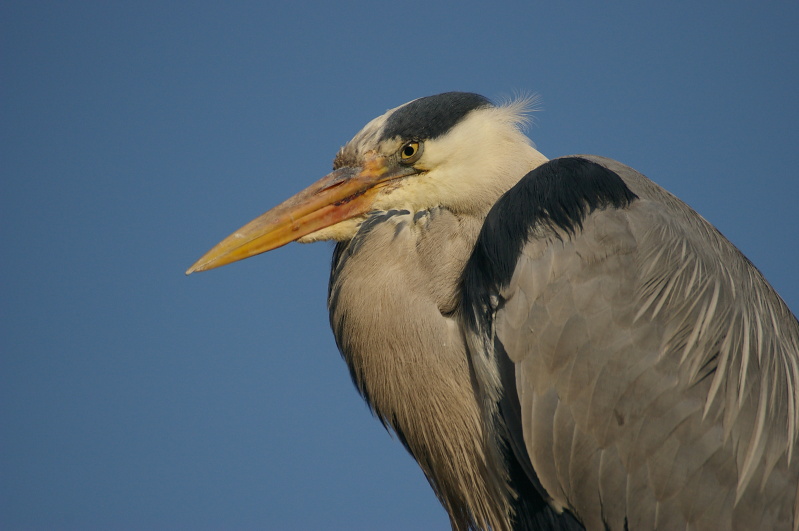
[462,156,799,530]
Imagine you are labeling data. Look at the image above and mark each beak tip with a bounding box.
[185,261,204,275]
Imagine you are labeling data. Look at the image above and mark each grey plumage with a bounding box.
[468,155,799,530]
[188,93,799,530]
[330,207,507,528]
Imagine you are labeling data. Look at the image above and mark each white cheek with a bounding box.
[298,217,365,243]
[371,177,444,212]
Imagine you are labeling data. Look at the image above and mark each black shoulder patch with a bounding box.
[380,92,492,142]
[462,157,638,330]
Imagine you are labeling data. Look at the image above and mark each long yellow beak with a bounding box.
[186,156,413,274]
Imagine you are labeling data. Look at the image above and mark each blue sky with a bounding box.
[2,2,797,529]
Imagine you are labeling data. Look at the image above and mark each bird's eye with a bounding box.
[399,141,423,164]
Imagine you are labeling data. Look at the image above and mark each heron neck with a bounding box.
[327,207,514,530]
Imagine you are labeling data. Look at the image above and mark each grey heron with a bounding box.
[187,92,799,530]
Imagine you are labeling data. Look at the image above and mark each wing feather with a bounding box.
[464,156,799,529]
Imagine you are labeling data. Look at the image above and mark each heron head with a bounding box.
[186,92,544,274]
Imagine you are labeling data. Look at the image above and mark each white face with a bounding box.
[186,95,550,273]
[299,99,548,244]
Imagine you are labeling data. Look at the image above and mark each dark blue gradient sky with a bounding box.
[2,2,798,529]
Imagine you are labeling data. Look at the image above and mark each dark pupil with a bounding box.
[403,144,415,157]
